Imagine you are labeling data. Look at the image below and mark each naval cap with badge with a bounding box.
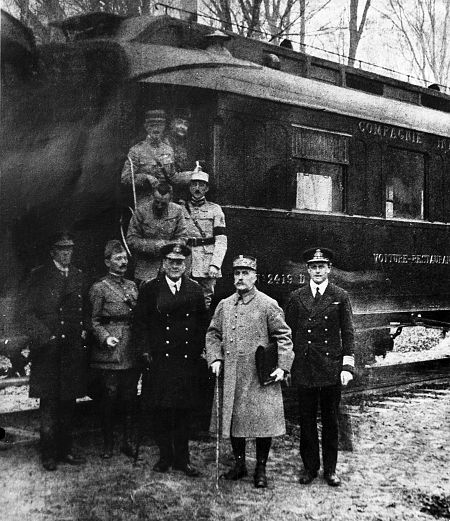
[303,247,334,265]
[144,108,166,122]
[160,242,191,260]
[232,255,257,271]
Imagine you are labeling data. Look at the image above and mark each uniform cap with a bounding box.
[303,247,333,264]
[160,242,191,259]
[144,109,166,122]
[172,107,192,120]
[205,29,231,40]
[233,255,257,271]
[50,231,74,248]
[190,162,209,183]
[104,239,125,259]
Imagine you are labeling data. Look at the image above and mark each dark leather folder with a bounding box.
[255,343,278,386]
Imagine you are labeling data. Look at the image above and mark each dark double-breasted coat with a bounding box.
[285,282,355,388]
[134,275,209,409]
[23,262,88,400]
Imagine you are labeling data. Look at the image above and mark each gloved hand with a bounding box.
[142,352,151,369]
[340,370,354,386]
[210,360,222,376]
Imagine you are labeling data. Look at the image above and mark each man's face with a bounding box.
[234,268,257,293]
[105,251,128,276]
[51,246,73,267]
[152,191,171,216]
[163,255,186,281]
[144,119,166,143]
[189,180,208,199]
[170,117,189,138]
[307,262,331,285]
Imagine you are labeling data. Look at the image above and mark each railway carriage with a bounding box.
[1,10,450,375]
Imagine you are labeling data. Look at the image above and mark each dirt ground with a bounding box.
[1,383,449,521]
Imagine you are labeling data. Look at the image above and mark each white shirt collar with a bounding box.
[310,279,328,296]
[165,276,181,294]
[53,260,69,276]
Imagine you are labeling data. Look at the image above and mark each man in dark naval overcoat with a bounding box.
[285,247,355,487]
[23,232,88,471]
[89,240,139,459]
[134,242,209,477]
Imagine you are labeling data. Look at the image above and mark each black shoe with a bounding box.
[120,442,134,458]
[173,463,201,477]
[101,448,113,459]
[299,471,317,484]
[324,472,341,487]
[42,458,57,471]
[221,464,248,480]
[254,464,267,488]
[153,460,170,472]
[60,453,86,465]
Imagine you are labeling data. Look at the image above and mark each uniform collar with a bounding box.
[53,260,69,276]
[234,286,257,304]
[189,196,206,207]
[108,272,125,284]
[165,275,181,293]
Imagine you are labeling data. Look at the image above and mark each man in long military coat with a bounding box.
[89,240,139,459]
[23,232,88,471]
[134,242,209,477]
[285,247,355,487]
[126,182,187,284]
[206,255,294,488]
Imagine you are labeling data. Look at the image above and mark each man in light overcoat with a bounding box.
[206,255,294,488]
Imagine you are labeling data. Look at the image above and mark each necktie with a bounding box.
[173,284,178,296]
[314,287,321,303]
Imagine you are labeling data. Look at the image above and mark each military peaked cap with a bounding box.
[233,255,257,271]
[144,109,166,121]
[50,231,74,248]
[303,247,334,264]
[161,242,191,258]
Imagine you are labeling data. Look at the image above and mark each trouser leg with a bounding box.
[58,399,75,458]
[39,397,58,462]
[99,371,119,455]
[298,386,320,474]
[119,369,138,455]
[222,436,247,480]
[320,384,341,475]
[173,409,190,467]
[154,408,174,465]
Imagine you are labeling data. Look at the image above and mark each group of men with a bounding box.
[22,105,356,488]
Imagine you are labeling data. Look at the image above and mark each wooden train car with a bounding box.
[1,11,450,372]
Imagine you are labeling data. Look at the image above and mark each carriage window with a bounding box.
[386,149,424,219]
[292,126,348,212]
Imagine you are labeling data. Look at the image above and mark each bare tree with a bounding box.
[381,0,449,85]
[348,0,372,66]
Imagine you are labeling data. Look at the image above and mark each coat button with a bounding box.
[324,316,328,319]
[166,340,169,344]
[79,308,82,311]
[324,340,328,344]
[325,328,328,331]
[307,329,311,333]
[80,321,83,325]
[230,339,233,342]
[165,353,169,357]
[166,326,170,330]
[226,351,230,355]
[185,341,188,344]
[304,351,307,356]
[185,328,189,331]
[186,313,190,317]
[184,355,188,358]
[61,321,64,325]
[61,334,66,339]
[59,307,63,312]
[308,318,312,321]
[308,341,311,344]
[326,352,329,356]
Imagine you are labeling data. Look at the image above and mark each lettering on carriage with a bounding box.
[373,253,450,265]
[436,138,450,151]
[358,121,422,144]
[257,273,306,285]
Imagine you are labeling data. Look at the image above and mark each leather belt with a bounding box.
[187,237,215,247]
[98,316,131,325]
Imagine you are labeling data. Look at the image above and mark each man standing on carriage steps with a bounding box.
[285,247,355,487]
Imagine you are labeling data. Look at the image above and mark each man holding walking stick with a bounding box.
[206,255,294,488]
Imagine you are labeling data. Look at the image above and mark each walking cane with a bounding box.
[215,372,220,490]
[134,363,150,465]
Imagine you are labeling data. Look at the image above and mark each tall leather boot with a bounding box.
[101,396,114,459]
[254,437,271,488]
[221,437,248,480]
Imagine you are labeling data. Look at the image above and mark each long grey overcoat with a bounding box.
[206,287,294,438]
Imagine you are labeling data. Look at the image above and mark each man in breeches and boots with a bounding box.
[89,240,139,459]
[285,247,355,487]
[206,255,294,488]
[133,243,209,476]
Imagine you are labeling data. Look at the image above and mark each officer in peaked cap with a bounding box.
[206,254,293,489]
[167,107,193,196]
[285,247,355,487]
[24,230,88,471]
[134,241,208,477]
[183,164,227,310]
[121,107,175,204]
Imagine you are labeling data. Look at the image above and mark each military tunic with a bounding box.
[24,262,88,400]
[126,199,187,282]
[206,287,294,438]
[121,138,175,202]
[89,274,138,370]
